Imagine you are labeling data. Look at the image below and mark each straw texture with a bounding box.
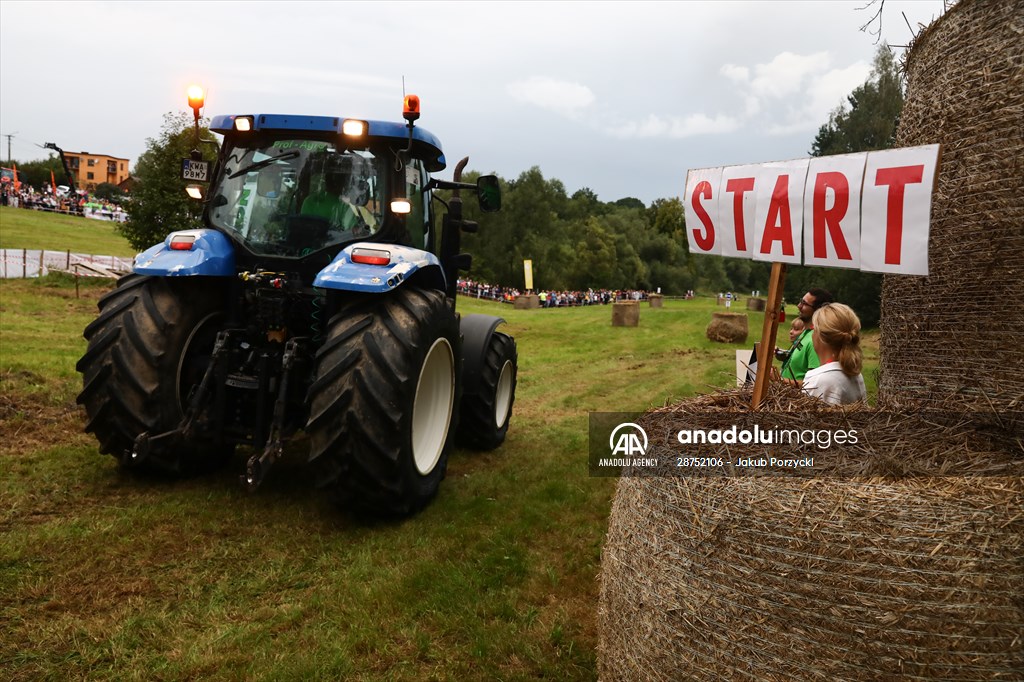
[598,387,1023,681]
[880,0,1024,410]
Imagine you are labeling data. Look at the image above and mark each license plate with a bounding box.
[181,159,210,182]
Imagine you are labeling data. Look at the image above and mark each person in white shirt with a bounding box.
[802,303,867,405]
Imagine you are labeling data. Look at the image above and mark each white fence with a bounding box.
[0,249,134,279]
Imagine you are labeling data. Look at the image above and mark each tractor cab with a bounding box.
[205,114,447,263]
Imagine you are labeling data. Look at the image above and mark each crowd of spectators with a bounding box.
[457,277,650,307]
[0,182,128,222]
[457,278,520,303]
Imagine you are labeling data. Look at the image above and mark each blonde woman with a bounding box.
[802,303,867,405]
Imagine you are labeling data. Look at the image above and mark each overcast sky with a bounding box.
[0,0,945,204]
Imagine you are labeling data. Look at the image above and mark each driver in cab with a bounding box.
[300,155,376,237]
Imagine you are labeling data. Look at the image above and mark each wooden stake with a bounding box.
[751,262,787,410]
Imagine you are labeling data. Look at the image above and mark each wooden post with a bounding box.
[751,262,787,410]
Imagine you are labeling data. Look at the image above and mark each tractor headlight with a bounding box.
[342,119,367,137]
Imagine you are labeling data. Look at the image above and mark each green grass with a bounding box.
[0,216,880,681]
[0,206,137,257]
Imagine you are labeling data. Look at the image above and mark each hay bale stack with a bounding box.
[513,294,539,310]
[648,294,664,308]
[880,0,1024,410]
[746,297,766,312]
[599,388,1024,681]
[612,301,640,327]
[706,312,748,343]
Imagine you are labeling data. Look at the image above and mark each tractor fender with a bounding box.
[460,314,507,398]
[314,243,446,294]
[134,229,235,277]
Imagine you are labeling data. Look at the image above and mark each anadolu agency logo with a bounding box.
[599,422,658,468]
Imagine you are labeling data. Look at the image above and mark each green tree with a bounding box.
[811,44,903,156]
[569,217,617,288]
[564,187,610,223]
[93,182,125,203]
[8,156,66,191]
[119,112,218,251]
[481,166,567,287]
[612,197,645,211]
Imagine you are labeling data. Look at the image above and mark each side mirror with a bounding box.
[477,175,501,213]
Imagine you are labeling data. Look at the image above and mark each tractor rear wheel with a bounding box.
[76,275,228,474]
[307,287,460,516]
[458,331,517,450]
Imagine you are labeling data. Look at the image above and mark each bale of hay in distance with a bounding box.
[706,312,748,343]
[746,297,766,312]
[612,301,640,327]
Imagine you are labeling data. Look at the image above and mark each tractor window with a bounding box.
[209,140,386,258]
[404,160,431,250]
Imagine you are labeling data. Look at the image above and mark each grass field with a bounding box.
[0,217,879,680]
[0,206,137,257]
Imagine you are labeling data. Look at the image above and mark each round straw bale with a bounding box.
[706,312,748,343]
[513,293,540,309]
[599,387,1024,681]
[880,0,1024,411]
[613,301,640,327]
[648,294,664,308]
[746,297,766,312]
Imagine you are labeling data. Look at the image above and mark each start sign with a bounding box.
[684,144,940,275]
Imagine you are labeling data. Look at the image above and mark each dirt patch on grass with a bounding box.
[36,283,112,302]
[0,369,86,453]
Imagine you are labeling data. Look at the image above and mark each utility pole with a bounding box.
[3,133,16,163]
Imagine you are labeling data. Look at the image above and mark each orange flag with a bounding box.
[12,163,19,190]
[51,169,57,195]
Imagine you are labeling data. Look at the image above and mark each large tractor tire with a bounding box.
[76,275,228,474]
[458,331,517,450]
[307,287,460,516]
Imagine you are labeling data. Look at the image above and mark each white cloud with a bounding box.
[807,61,872,117]
[749,51,831,98]
[764,60,872,136]
[518,49,866,142]
[712,51,874,138]
[720,64,750,83]
[506,77,595,118]
[607,113,741,139]
[743,95,761,117]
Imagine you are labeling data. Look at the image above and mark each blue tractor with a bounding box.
[76,92,518,516]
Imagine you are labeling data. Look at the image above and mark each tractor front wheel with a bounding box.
[458,331,517,450]
[307,287,460,516]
